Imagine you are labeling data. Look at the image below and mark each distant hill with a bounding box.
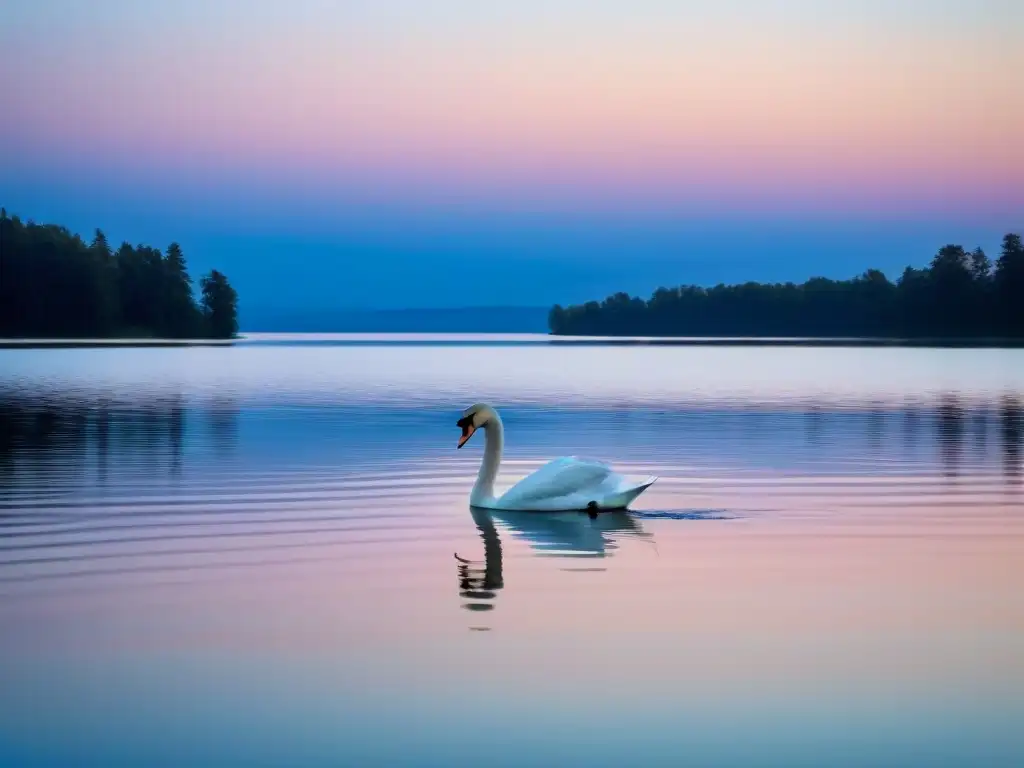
[242,306,549,333]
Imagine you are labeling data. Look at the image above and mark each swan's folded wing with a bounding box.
[498,457,615,507]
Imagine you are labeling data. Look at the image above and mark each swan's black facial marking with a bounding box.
[456,414,477,448]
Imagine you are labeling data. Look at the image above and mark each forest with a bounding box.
[0,209,238,339]
[548,233,1024,339]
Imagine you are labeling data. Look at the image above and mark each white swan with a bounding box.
[456,403,657,511]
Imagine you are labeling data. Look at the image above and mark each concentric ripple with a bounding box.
[0,336,1020,596]
[1,335,1023,766]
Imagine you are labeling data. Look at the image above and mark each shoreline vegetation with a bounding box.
[0,208,238,340]
[549,233,1024,341]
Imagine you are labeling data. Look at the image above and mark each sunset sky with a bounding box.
[1,1,1020,316]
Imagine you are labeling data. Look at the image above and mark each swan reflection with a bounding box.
[456,505,651,622]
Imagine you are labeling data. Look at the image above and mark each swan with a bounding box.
[456,403,657,511]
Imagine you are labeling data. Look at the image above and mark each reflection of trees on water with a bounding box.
[892,394,1021,483]
[455,506,650,628]
[936,394,965,478]
[3,386,1021,498]
[1001,396,1022,483]
[95,397,111,484]
[208,395,239,456]
[0,399,90,486]
[169,395,185,478]
[658,393,1021,483]
[787,393,1020,484]
[971,404,989,454]
[0,388,239,488]
[865,399,885,450]
[804,404,824,446]
[902,398,922,453]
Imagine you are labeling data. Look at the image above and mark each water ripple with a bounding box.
[0,341,1021,596]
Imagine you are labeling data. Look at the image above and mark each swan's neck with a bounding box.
[471,416,504,507]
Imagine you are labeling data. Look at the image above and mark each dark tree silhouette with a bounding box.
[549,233,1024,339]
[994,233,1024,337]
[0,209,238,339]
[88,228,119,335]
[969,247,991,283]
[163,242,203,337]
[201,269,239,339]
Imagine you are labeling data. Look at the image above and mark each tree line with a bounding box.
[548,233,1024,339]
[0,208,238,339]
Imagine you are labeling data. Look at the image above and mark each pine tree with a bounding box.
[163,242,201,337]
[0,210,239,339]
[994,234,1024,337]
[969,247,991,283]
[200,269,239,338]
[968,247,994,335]
[90,229,110,259]
[87,229,118,334]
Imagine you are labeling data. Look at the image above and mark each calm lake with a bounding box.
[1,334,1022,767]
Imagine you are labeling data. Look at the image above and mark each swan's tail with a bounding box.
[604,475,658,510]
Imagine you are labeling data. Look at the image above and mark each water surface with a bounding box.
[1,335,1022,766]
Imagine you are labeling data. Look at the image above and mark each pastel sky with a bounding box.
[1,1,1021,316]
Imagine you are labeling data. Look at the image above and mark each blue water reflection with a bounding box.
[0,336,1022,766]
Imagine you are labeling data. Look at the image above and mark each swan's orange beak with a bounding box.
[457,417,476,449]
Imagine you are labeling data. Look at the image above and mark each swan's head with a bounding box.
[456,403,497,448]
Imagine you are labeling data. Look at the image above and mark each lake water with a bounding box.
[1,334,1022,767]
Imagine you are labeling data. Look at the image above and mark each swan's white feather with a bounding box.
[497,457,612,506]
[492,456,656,511]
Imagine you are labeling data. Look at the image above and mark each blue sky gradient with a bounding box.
[1,1,1019,317]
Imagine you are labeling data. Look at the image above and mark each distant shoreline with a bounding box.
[241,306,550,334]
[0,337,235,348]
[542,335,1024,348]
[548,233,1024,340]
[4,333,1024,349]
